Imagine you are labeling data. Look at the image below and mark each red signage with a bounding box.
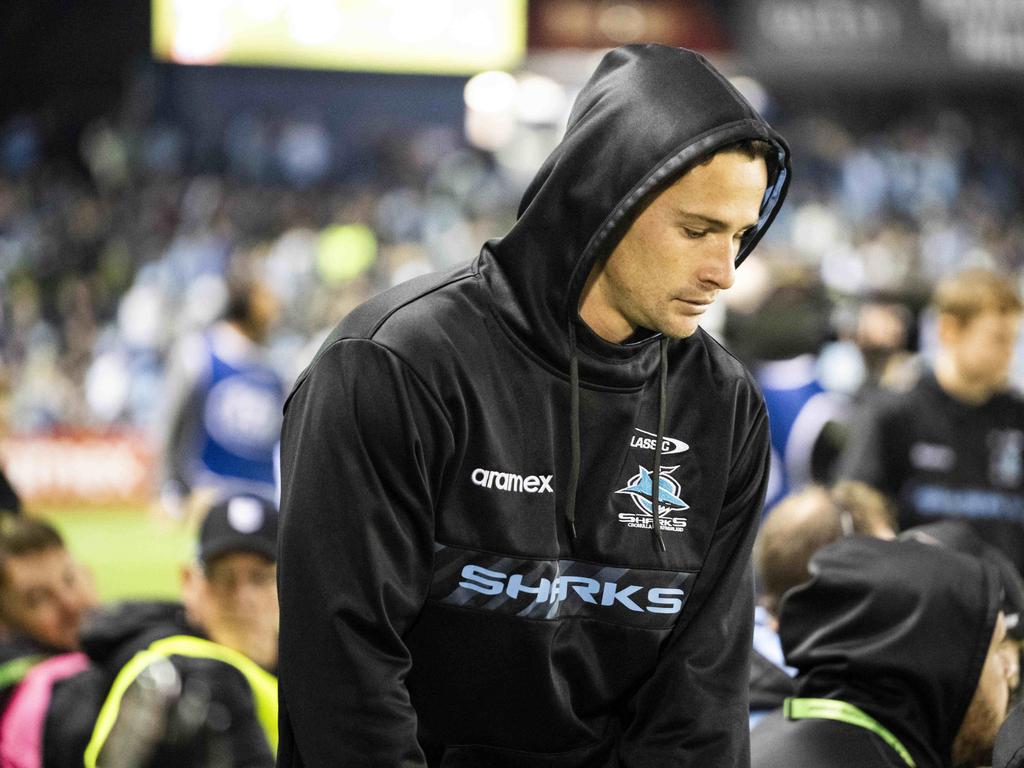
[0,430,156,508]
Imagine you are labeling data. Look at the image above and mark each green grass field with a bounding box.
[46,507,196,602]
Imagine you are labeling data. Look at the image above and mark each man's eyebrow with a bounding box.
[677,211,759,231]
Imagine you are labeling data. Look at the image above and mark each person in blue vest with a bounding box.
[159,276,285,518]
[44,494,280,768]
[751,536,1013,768]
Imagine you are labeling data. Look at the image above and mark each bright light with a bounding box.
[516,74,567,125]
[464,70,519,114]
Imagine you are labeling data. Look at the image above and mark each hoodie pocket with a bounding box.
[439,734,618,768]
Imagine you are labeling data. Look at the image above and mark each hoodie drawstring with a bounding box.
[649,337,669,552]
[566,323,581,542]
[564,325,669,554]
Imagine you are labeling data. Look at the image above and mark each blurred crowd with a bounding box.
[1,85,1023,438]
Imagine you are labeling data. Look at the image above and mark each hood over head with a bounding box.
[481,43,790,385]
[778,536,1002,767]
[901,520,1024,641]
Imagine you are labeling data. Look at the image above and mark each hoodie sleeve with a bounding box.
[277,338,453,768]
[617,404,769,768]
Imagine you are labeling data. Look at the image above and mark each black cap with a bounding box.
[901,520,1024,640]
[198,494,279,566]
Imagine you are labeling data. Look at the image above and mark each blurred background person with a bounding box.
[839,268,1024,573]
[46,494,279,767]
[0,514,97,653]
[0,514,97,768]
[901,519,1024,697]
[728,272,850,511]
[751,536,1012,768]
[158,275,285,520]
[749,481,895,727]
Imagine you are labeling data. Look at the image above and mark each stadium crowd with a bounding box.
[1,74,1024,765]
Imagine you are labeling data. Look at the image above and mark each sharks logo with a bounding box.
[616,465,689,533]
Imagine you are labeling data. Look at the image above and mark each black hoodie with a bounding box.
[278,44,790,767]
[750,537,1003,768]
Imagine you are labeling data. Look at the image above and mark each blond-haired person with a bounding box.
[839,268,1024,574]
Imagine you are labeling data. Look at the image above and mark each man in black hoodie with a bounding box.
[279,44,790,767]
[751,536,1012,768]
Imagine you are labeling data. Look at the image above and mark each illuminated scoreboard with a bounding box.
[152,0,527,75]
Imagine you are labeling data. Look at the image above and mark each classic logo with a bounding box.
[616,465,689,533]
[471,468,554,494]
[630,428,689,455]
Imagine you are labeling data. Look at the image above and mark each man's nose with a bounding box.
[699,238,737,290]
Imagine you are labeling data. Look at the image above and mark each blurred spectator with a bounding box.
[0,514,97,651]
[158,275,285,518]
[750,481,895,727]
[751,536,1012,768]
[901,520,1024,693]
[729,274,849,510]
[838,268,1024,573]
[47,494,280,767]
[0,514,97,768]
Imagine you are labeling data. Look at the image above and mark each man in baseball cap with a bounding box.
[187,493,280,671]
[44,494,281,767]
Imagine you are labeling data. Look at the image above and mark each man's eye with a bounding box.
[683,229,706,239]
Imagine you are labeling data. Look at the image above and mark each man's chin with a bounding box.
[657,319,701,340]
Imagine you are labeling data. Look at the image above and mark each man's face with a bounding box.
[943,308,1021,395]
[183,551,278,670]
[0,546,97,650]
[580,150,768,342]
[953,611,1011,766]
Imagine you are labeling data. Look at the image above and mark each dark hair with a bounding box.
[0,513,65,588]
[224,277,255,324]
[700,137,776,167]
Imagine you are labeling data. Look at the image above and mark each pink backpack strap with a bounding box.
[0,653,89,768]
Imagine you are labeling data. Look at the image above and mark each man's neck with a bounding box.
[934,355,999,405]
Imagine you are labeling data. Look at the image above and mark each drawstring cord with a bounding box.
[649,337,669,553]
[565,322,581,542]
[565,325,669,554]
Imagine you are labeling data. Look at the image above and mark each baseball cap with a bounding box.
[198,494,279,566]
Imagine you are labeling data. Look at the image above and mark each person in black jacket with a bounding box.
[751,536,1013,768]
[279,44,791,767]
[838,268,1024,575]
